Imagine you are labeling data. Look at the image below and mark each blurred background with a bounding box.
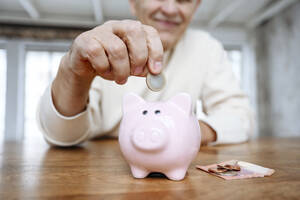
[0,0,299,142]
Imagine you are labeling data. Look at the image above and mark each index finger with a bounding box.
[142,25,164,75]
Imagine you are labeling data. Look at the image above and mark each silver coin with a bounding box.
[146,72,166,92]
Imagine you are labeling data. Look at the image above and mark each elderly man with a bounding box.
[37,0,253,147]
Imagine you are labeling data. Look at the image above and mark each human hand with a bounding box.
[64,20,164,84]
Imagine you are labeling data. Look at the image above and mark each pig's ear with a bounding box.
[169,93,192,114]
[123,93,145,114]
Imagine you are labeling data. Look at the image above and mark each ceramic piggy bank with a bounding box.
[119,93,201,181]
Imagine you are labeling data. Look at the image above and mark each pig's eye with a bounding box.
[142,110,148,115]
[155,110,161,114]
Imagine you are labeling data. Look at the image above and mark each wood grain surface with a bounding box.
[0,137,299,200]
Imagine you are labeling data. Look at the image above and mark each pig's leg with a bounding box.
[130,165,149,178]
[165,168,188,181]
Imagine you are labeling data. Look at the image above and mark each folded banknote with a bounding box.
[196,160,275,180]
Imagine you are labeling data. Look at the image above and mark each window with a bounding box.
[197,49,243,118]
[227,49,242,83]
[25,51,65,140]
[0,49,7,141]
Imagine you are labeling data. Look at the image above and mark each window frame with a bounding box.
[0,42,7,142]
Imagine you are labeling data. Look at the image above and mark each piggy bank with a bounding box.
[119,93,201,181]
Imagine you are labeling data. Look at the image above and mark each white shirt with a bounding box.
[37,29,254,147]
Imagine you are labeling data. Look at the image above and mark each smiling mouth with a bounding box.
[153,19,181,29]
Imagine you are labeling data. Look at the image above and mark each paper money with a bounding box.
[196,160,275,180]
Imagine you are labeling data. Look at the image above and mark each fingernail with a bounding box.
[153,61,162,73]
[134,66,144,75]
[117,78,127,85]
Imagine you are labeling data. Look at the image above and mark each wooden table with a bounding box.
[1,137,299,200]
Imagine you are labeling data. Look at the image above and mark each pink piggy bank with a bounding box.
[119,93,201,181]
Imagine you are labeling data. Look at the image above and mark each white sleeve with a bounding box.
[36,83,91,146]
[199,40,255,145]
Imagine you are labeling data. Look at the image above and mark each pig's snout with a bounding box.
[131,127,168,152]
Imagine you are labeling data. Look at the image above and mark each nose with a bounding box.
[131,127,168,152]
[161,0,179,16]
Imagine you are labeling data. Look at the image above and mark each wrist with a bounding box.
[199,121,217,145]
[52,55,94,116]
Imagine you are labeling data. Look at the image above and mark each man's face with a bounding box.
[129,0,200,51]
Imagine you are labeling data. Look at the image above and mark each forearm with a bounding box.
[199,120,217,145]
[52,53,95,116]
[37,84,91,147]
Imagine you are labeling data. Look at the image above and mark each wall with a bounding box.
[256,2,300,137]
[0,24,86,40]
